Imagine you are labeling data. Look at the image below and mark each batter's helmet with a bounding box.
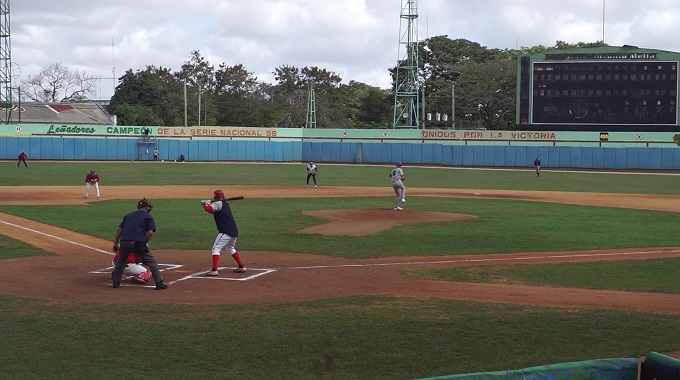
[214,189,225,200]
[137,198,153,211]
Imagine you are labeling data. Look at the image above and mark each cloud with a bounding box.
[10,0,680,99]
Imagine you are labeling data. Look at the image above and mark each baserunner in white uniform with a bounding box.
[389,162,405,210]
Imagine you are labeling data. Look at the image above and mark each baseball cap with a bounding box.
[90,169,95,173]
[137,198,153,211]
[396,161,402,167]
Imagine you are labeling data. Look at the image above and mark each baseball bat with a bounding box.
[226,196,244,201]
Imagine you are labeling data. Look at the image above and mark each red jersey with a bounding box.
[114,250,139,264]
[85,173,100,183]
[18,152,27,160]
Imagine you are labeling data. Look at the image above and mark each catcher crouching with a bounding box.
[112,249,152,284]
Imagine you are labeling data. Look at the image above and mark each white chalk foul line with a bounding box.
[0,218,275,285]
[0,219,111,255]
[281,249,680,270]
[5,217,679,284]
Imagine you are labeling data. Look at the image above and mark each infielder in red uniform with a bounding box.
[17,151,27,168]
[201,189,247,276]
[84,169,101,199]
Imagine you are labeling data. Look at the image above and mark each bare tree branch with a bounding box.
[19,62,98,102]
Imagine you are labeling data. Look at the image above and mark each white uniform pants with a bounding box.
[212,233,237,256]
[392,181,405,208]
[85,182,100,198]
[112,261,147,276]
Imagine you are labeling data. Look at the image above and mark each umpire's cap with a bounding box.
[137,198,153,211]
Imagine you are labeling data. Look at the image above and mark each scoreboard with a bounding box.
[517,48,680,131]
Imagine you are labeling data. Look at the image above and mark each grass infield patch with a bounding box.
[407,258,680,293]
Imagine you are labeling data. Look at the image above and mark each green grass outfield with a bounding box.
[1,161,680,379]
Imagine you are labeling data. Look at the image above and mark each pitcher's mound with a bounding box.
[299,208,478,236]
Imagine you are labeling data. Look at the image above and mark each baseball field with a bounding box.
[1,161,680,379]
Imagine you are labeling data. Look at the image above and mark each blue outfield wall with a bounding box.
[2,136,680,169]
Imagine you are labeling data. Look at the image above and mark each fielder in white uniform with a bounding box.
[389,162,406,210]
[306,162,318,187]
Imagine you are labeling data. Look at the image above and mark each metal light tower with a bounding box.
[305,82,317,128]
[0,0,12,123]
[392,0,420,129]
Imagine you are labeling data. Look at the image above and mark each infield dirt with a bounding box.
[1,185,680,317]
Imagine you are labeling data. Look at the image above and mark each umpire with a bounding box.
[111,198,168,290]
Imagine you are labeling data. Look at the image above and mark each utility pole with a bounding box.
[451,82,455,129]
[421,86,426,128]
[183,78,188,128]
[392,0,420,129]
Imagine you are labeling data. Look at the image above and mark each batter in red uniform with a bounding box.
[201,189,247,276]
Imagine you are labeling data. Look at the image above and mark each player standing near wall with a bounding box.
[306,162,318,187]
[201,189,247,276]
[17,151,27,168]
[389,162,406,211]
[534,157,541,177]
[84,169,101,199]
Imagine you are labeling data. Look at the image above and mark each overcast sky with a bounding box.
[11,0,680,99]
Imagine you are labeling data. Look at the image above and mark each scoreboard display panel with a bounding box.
[531,61,678,125]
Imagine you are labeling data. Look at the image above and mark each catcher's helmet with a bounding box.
[137,198,153,211]
[214,189,225,200]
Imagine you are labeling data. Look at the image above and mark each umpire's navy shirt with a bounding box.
[119,210,156,242]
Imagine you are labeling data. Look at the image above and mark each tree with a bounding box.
[415,36,514,129]
[501,40,609,58]
[338,81,392,129]
[449,60,517,129]
[213,63,268,127]
[113,103,164,126]
[271,65,344,128]
[19,62,98,102]
[108,66,184,126]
